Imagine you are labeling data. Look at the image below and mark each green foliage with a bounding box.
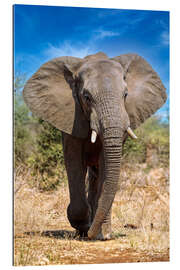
[14,73,36,165]
[123,134,146,163]
[14,72,27,91]
[27,120,66,191]
[123,117,169,167]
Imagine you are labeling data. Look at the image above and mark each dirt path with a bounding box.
[14,231,169,266]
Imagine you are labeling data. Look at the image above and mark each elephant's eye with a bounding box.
[83,92,91,104]
[123,90,128,99]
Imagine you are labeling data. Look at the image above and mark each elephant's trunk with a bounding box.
[88,127,122,239]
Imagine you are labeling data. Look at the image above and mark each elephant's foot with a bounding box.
[101,222,112,240]
[67,203,91,235]
[88,222,112,240]
[88,231,112,240]
[95,232,112,241]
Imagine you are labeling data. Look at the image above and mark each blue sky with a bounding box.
[14,4,169,118]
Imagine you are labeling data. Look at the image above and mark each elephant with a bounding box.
[23,52,166,240]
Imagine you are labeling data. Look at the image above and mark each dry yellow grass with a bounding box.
[14,164,169,266]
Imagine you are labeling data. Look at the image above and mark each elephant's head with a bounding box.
[23,52,166,239]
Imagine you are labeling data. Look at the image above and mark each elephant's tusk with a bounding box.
[91,130,97,143]
[127,127,138,139]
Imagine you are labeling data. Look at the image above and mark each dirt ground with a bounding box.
[14,233,169,265]
[14,164,169,266]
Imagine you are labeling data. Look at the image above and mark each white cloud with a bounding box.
[44,41,96,59]
[161,31,169,46]
[155,19,169,47]
[43,28,120,60]
[94,29,120,40]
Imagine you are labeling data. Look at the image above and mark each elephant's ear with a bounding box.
[23,56,89,138]
[112,54,167,129]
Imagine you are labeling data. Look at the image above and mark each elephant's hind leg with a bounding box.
[87,166,99,223]
[62,132,91,235]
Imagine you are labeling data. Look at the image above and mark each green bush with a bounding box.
[27,120,66,191]
[123,117,169,167]
[14,74,37,165]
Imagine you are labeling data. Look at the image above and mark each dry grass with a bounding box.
[14,163,169,266]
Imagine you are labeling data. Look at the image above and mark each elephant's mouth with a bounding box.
[90,127,137,144]
[84,126,137,168]
[84,132,102,168]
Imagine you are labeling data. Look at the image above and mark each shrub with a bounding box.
[27,120,66,191]
[14,74,36,165]
[123,117,169,167]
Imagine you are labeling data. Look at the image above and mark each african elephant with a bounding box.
[23,52,166,240]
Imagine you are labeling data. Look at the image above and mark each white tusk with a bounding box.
[127,127,138,139]
[91,130,97,143]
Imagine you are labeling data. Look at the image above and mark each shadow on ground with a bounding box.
[24,230,76,239]
[22,230,127,241]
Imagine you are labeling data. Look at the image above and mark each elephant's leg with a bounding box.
[87,166,99,223]
[62,132,91,235]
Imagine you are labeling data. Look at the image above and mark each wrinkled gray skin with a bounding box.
[23,52,166,240]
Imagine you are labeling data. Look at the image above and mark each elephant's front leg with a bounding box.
[62,132,91,235]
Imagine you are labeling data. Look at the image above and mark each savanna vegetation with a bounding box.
[14,74,169,265]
